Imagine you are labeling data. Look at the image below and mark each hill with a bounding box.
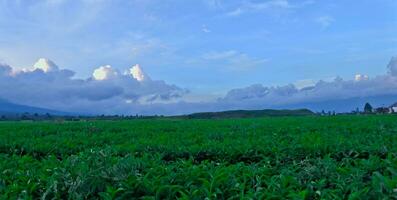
[183,108,314,119]
[0,99,68,116]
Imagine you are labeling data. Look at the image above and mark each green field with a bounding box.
[1,116,397,199]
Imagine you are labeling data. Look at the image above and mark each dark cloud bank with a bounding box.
[1,56,397,115]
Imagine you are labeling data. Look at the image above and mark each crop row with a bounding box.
[0,116,397,199]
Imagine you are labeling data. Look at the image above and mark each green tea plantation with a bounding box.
[1,115,397,199]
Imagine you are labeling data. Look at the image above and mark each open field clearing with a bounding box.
[1,116,397,199]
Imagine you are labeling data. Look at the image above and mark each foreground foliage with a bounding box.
[1,116,397,199]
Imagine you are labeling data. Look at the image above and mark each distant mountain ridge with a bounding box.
[1,95,397,117]
[0,99,68,115]
[183,109,314,119]
[279,95,397,113]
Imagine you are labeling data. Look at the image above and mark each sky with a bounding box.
[0,0,397,115]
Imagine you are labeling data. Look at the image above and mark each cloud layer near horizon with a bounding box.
[1,56,397,115]
[219,56,397,111]
[0,59,187,114]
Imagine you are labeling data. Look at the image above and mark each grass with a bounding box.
[0,115,397,199]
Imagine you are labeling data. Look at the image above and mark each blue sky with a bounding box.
[0,0,397,114]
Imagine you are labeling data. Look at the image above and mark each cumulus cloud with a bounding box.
[33,58,59,72]
[2,56,397,115]
[127,64,151,82]
[92,65,118,81]
[354,74,369,81]
[219,56,397,111]
[0,58,187,114]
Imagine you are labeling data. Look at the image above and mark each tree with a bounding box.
[364,103,373,113]
[45,113,52,119]
[376,107,389,114]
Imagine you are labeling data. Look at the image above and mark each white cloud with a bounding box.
[354,74,369,81]
[203,50,268,70]
[29,0,109,33]
[92,65,118,81]
[315,16,335,28]
[226,7,244,16]
[127,64,151,82]
[249,0,292,10]
[33,58,59,73]
[203,0,223,9]
[202,25,211,33]
[219,56,397,111]
[294,79,316,89]
[203,50,239,60]
[105,33,173,62]
[0,58,187,114]
[225,0,294,17]
[2,56,397,115]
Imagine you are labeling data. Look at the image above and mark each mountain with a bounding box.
[278,94,397,113]
[183,109,314,119]
[0,99,67,115]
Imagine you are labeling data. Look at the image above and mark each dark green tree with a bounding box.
[364,103,373,113]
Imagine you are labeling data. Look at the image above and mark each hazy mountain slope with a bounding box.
[0,99,67,115]
[278,95,397,113]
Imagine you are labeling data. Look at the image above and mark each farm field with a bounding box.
[1,116,397,199]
